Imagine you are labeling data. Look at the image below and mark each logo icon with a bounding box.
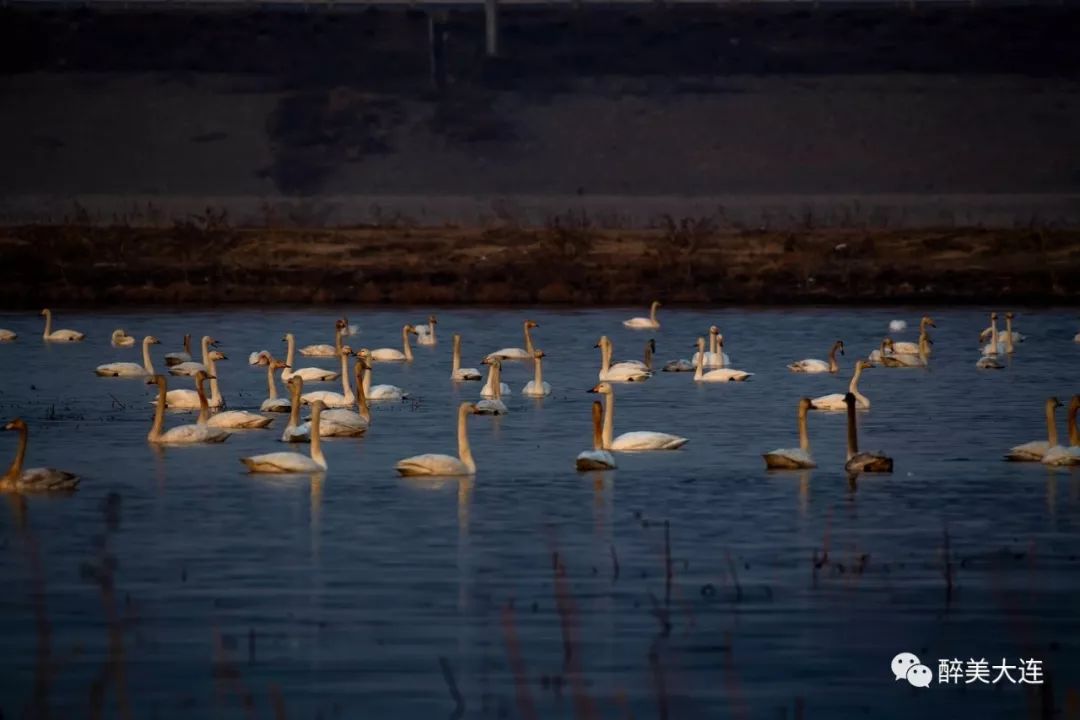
[892,652,931,687]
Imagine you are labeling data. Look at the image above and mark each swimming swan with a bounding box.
[692,337,751,382]
[370,325,418,362]
[300,350,356,408]
[169,335,220,376]
[395,402,479,476]
[0,328,16,341]
[340,317,360,337]
[597,336,652,382]
[486,320,539,361]
[980,311,1024,345]
[358,349,409,401]
[892,316,935,355]
[623,301,661,329]
[160,349,226,409]
[257,353,292,413]
[165,334,192,366]
[812,360,872,411]
[522,350,551,397]
[281,376,311,443]
[147,373,230,444]
[1005,397,1063,461]
[96,335,160,377]
[763,398,818,469]
[789,340,844,374]
[282,333,339,383]
[476,359,509,414]
[242,401,328,473]
[576,400,617,471]
[299,320,346,357]
[111,329,136,347]
[416,315,438,346]
[314,357,371,437]
[1042,395,1080,466]
[40,309,84,342]
[691,326,730,369]
[2,418,80,492]
[843,393,892,474]
[451,334,482,381]
[588,382,687,451]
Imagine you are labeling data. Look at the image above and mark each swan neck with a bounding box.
[402,327,413,361]
[1069,403,1079,447]
[452,336,461,372]
[650,304,658,323]
[201,336,212,365]
[524,324,535,354]
[600,339,611,374]
[1046,401,1059,447]
[335,326,342,355]
[288,380,302,429]
[457,404,475,472]
[42,310,51,338]
[309,404,326,468]
[4,425,28,481]
[828,344,839,372]
[693,340,704,380]
[266,361,278,399]
[142,337,155,374]
[356,364,370,421]
[340,353,352,398]
[710,331,717,356]
[798,406,810,453]
[846,400,858,460]
[848,363,863,393]
[602,392,615,449]
[492,363,503,399]
[534,355,543,387]
[644,344,652,371]
[196,376,210,424]
[206,356,221,405]
[149,381,166,440]
[285,335,296,370]
[591,403,603,451]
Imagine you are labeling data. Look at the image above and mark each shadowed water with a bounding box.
[0,307,1078,719]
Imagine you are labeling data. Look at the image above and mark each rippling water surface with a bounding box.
[0,307,1078,719]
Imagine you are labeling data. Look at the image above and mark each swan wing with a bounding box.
[600,366,652,382]
[16,467,80,492]
[1042,446,1080,466]
[611,431,687,451]
[168,362,208,376]
[261,398,291,413]
[47,329,85,341]
[788,359,828,373]
[241,452,320,473]
[95,362,147,377]
[158,423,229,444]
[208,411,273,429]
[293,367,339,382]
[0,329,16,341]
[763,448,816,469]
[299,344,336,356]
[453,367,483,381]
[301,391,352,407]
[395,453,471,476]
[1004,441,1049,461]
[485,348,530,361]
[370,348,407,362]
[369,384,406,401]
[575,449,616,471]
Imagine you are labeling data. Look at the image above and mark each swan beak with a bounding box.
[3,421,15,431]
[806,401,817,410]
[206,375,217,380]
[587,386,599,393]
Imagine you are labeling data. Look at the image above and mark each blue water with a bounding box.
[0,307,1078,719]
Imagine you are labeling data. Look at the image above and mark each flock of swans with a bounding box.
[1,304,1079,493]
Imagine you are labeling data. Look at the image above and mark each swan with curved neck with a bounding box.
[370,325,418,362]
[1042,396,1080,465]
[486,320,539,361]
[416,315,438,346]
[1005,397,1063,461]
[763,398,818,469]
[623,301,661,329]
[299,320,346,357]
[316,357,371,436]
[881,335,930,368]
[522,350,551,397]
[161,348,226,408]
[300,350,356,407]
[451,334,482,381]
[892,316,935,355]
[242,401,328,473]
[576,400,616,471]
[147,373,229,443]
[165,334,192,366]
[40,309,85,342]
[111,329,136,347]
[981,311,1024,345]
[340,317,360,337]
[691,326,730,369]
[811,360,872,410]
[96,335,160,377]
[258,353,291,412]
[843,393,892,474]
[693,337,751,382]
[480,355,511,398]
[395,402,479,476]
[588,382,687,451]
[358,349,409,401]
[281,376,311,442]
[281,333,339,382]
[2,419,79,491]
[477,359,509,414]
[597,336,652,382]
[789,340,844,374]
[169,335,218,376]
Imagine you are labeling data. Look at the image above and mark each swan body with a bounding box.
[976,355,1006,370]
[763,398,817,469]
[451,334,482,381]
[589,382,687,451]
[2,419,80,492]
[169,336,221,376]
[40,309,84,342]
[396,402,479,476]
[370,325,418,362]
[416,315,438,346]
[980,312,1024,344]
[597,336,652,382]
[843,393,892,474]
[812,360,872,411]
[1042,396,1080,464]
[311,361,370,436]
[147,374,230,444]
[477,360,509,414]
[623,301,661,329]
[693,337,751,382]
[0,329,16,341]
[300,352,355,408]
[299,320,346,357]
[688,327,729,369]
[486,320,539,361]
[663,358,694,372]
[892,316,935,355]
[165,335,192,366]
[282,333,339,382]
[521,350,551,397]
[1005,397,1063,461]
[576,400,616,471]
[789,340,844,374]
[111,329,136,347]
[357,349,408,401]
[160,348,225,409]
[253,353,291,412]
[207,410,273,429]
[242,401,328,473]
[96,335,160,377]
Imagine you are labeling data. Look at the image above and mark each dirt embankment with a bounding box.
[2,223,1077,306]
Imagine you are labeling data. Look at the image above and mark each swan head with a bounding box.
[533,350,545,359]
[709,325,719,335]
[588,382,614,395]
[335,319,346,330]
[594,335,607,349]
[857,359,873,370]
[356,348,371,360]
[404,325,418,335]
[3,418,26,432]
[834,340,845,354]
[111,329,126,340]
[209,351,227,361]
[145,336,161,345]
[798,397,816,412]
[989,312,998,321]
[526,320,539,329]
[651,301,662,310]
[340,345,353,355]
[146,374,166,387]
[428,315,438,325]
[648,338,656,352]
[696,337,706,350]
[1005,312,1014,320]
[1047,396,1063,410]
[482,357,502,368]
[287,375,303,390]
[39,308,49,317]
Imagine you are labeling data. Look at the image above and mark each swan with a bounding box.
[1005,397,1063,461]
[159,349,225,409]
[812,360,872,411]
[146,373,229,444]
[868,338,894,365]
[339,317,360,337]
[980,312,1012,356]
[611,339,656,371]
[111,329,136,347]
[2,418,80,492]
[789,340,844,374]
[881,336,930,368]
[692,337,752,382]
[888,319,908,333]
[976,315,1006,369]
[357,349,408,401]
[694,327,731,368]
[763,398,818,469]
[299,320,346,357]
[248,349,269,365]
[256,353,292,413]
[623,301,661,329]
[313,357,371,437]
[1043,395,1080,466]
[282,333,339,382]
[522,350,552,397]
[95,335,160,377]
[0,328,15,341]
[588,382,687,451]
[597,336,652,382]
[169,336,219,376]
[843,392,892,474]
[395,402,479,476]
[451,334,482,381]
[576,400,616,471]
[1074,330,1080,344]
[416,315,438,346]
[981,311,1024,345]
[281,376,311,443]
[165,335,193,366]
[369,325,418,362]
[40,309,84,342]
[975,354,1006,370]
[485,320,539,361]
[476,359,509,414]
[242,401,328,473]
[206,407,273,429]
[892,316,935,355]
[300,351,355,408]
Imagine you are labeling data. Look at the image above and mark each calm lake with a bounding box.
[0,307,1078,719]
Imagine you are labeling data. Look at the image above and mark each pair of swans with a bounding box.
[254,352,291,412]
[298,320,347,357]
[587,382,687,451]
[282,364,370,441]
[41,309,84,342]
[596,336,652,382]
[244,400,329,473]
[396,402,479,476]
[874,336,931,369]
[111,329,136,347]
[980,312,1016,356]
[282,333,340,382]
[158,348,226,408]
[764,393,892,473]
[789,340,844,374]
[664,327,728,372]
[1006,396,1080,465]
[147,373,231,443]
[165,335,193,366]
[486,320,539,361]
[300,350,359,408]
[170,336,224,376]
[811,360,872,411]
[415,315,438,346]
[576,401,616,470]
[477,359,509,414]
[976,313,1010,369]
[624,301,661,329]
[451,334,483,381]
[2,418,80,491]
[356,349,409,401]
[95,335,160,377]
[692,337,752,382]
[980,311,1024,346]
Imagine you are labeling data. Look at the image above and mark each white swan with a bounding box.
[416,315,438,346]
[395,402,479,476]
[370,325,418,362]
[623,301,661,329]
[476,360,509,414]
[357,349,408,401]
[789,340,844,374]
[611,339,655,371]
[576,400,616,471]
[165,335,192,366]
[882,335,930,368]
[146,373,229,444]
[169,336,219,376]
[111,329,136,347]
[892,316,935,355]
[588,382,687,451]
[812,360,872,411]
[314,357,371,437]
[976,315,1006,369]
[2,418,80,492]
[981,311,1024,345]
[299,320,346,357]
[1005,397,1063,461]
[692,337,751,382]
[763,398,818,469]
[888,319,908,333]
[282,333,339,382]
[843,393,892,474]
[597,336,652,382]
[281,376,311,443]
[206,407,274,429]
[40,309,84,342]
[257,353,292,413]
[690,326,730,369]
[980,312,1013,356]
[340,317,360,337]
[159,350,225,409]
[451,334,482,381]
[0,328,16,342]
[242,401,328,473]
[96,335,160,377]
[1043,395,1080,466]
[486,320,539,361]
[300,351,355,408]
[522,350,551,397]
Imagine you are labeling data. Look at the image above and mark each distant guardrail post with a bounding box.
[485,0,499,57]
